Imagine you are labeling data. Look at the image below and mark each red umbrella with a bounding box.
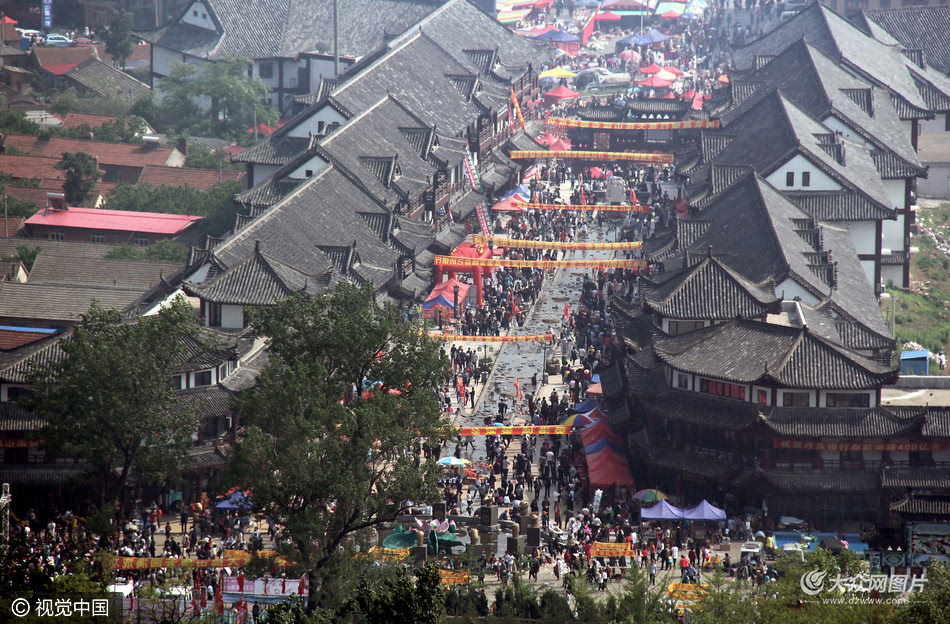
[640,63,663,74]
[0,16,17,24]
[595,10,622,20]
[663,65,684,76]
[660,10,681,17]
[589,167,603,178]
[662,92,676,99]
[637,76,672,88]
[691,95,704,110]
[537,132,560,146]
[550,138,572,151]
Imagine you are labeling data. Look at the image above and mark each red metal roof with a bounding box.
[25,207,202,235]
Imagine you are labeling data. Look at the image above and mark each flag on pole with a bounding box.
[511,87,526,131]
[515,378,523,413]
[580,188,587,205]
[564,303,570,319]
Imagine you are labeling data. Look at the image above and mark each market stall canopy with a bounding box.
[663,65,684,76]
[642,28,672,43]
[586,449,635,487]
[618,49,640,63]
[491,196,528,212]
[662,92,676,98]
[640,500,685,519]
[634,488,668,503]
[535,29,580,42]
[539,66,578,79]
[575,398,599,412]
[584,437,625,454]
[580,420,622,446]
[660,9,681,17]
[595,10,622,20]
[683,500,726,521]
[544,84,582,101]
[636,76,673,88]
[550,138,572,151]
[537,132,561,146]
[216,491,252,510]
[640,63,663,74]
[586,382,603,395]
[602,0,650,9]
[655,69,678,81]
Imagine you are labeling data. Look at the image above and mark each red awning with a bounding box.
[640,63,663,74]
[636,76,672,88]
[543,84,581,100]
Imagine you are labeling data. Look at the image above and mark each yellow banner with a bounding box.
[591,542,632,557]
[459,425,571,436]
[434,256,647,269]
[440,569,471,585]
[473,235,642,250]
[115,556,256,570]
[509,150,673,163]
[500,202,649,213]
[437,333,553,342]
[546,117,720,130]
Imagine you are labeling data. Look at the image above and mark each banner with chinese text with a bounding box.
[475,202,489,234]
[437,333,553,342]
[459,425,571,436]
[545,117,720,130]
[439,570,471,585]
[473,235,642,250]
[509,150,673,164]
[591,542,632,558]
[434,256,647,269]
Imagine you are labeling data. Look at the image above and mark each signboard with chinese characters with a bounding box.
[42,0,53,29]
[773,439,950,452]
[907,522,950,566]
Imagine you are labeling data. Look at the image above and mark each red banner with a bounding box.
[511,87,526,131]
[437,334,553,342]
[473,235,642,250]
[475,202,489,234]
[773,440,950,452]
[591,542,632,558]
[434,256,646,269]
[499,201,649,213]
[546,117,720,130]
[459,425,572,436]
[0,438,41,448]
[509,150,673,163]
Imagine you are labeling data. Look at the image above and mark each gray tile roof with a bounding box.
[137,0,443,61]
[184,241,329,305]
[28,254,183,291]
[723,40,923,181]
[652,318,897,389]
[0,282,144,324]
[760,406,922,437]
[730,3,939,120]
[882,467,950,489]
[754,469,879,493]
[64,57,151,102]
[641,252,780,320]
[862,7,950,76]
[178,385,236,418]
[890,497,950,516]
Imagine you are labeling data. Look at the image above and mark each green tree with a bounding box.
[50,89,80,116]
[15,245,41,271]
[25,297,202,516]
[104,181,243,238]
[54,151,100,204]
[202,59,277,140]
[104,239,187,263]
[229,283,450,612]
[102,10,134,70]
[155,63,203,135]
[0,109,41,135]
[891,561,950,624]
[184,141,245,171]
[342,564,446,624]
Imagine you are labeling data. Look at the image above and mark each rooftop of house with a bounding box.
[30,45,100,75]
[859,7,950,77]
[0,282,145,324]
[136,0,444,61]
[25,206,202,235]
[63,57,151,102]
[2,134,183,167]
[138,165,245,189]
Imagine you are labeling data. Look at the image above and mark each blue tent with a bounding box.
[535,29,580,43]
[642,28,671,43]
[574,398,599,413]
[502,184,531,200]
[640,500,686,520]
[422,293,455,309]
[616,33,651,47]
[683,500,726,521]
[216,491,252,510]
[584,437,624,455]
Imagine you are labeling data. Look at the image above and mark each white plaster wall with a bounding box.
[822,116,865,146]
[902,120,914,146]
[920,115,948,134]
[286,106,348,138]
[181,1,216,30]
[881,264,904,288]
[776,278,820,305]
[767,154,841,192]
[251,164,282,186]
[882,214,905,252]
[845,220,877,256]
[286,155,329,180]
[918,163,950,199]
[882,178,905,211]
[221,304,244,329]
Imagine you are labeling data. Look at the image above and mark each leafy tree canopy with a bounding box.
[104,181,243,238]
[102,10,134,70]
[54,151,100,205]
[104,239,187,263]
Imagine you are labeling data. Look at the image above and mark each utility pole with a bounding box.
[334,0,340,77]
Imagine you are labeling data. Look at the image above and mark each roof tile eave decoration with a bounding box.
[652,318,896,390]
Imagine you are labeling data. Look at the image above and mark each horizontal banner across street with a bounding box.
[495,202,648,213]
[509,150,674,163]
[473,235,642,250]
[115,556,255,570]
[545,117,720,130]
[459,425,572,436]
[437,333,553,342]
[434,256,647,269]
[591,542,633,557]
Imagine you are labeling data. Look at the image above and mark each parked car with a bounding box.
[72,38,96,47]
[44,34,73,47]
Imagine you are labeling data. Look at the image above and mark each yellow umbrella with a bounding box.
[540,66,577,79]
[655,69,678,81]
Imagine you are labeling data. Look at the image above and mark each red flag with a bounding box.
[200,586,207,609]
[580,188,587,205]
[298,577,307,595]
[238,573,245,593]
[630,189,636,204]
[215,583,224,615]
[192,594,199,616]
[564,303,570,319]
[282,578,287,594]
[129,593,134,613]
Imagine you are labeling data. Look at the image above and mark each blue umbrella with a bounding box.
[493,422,506,427]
